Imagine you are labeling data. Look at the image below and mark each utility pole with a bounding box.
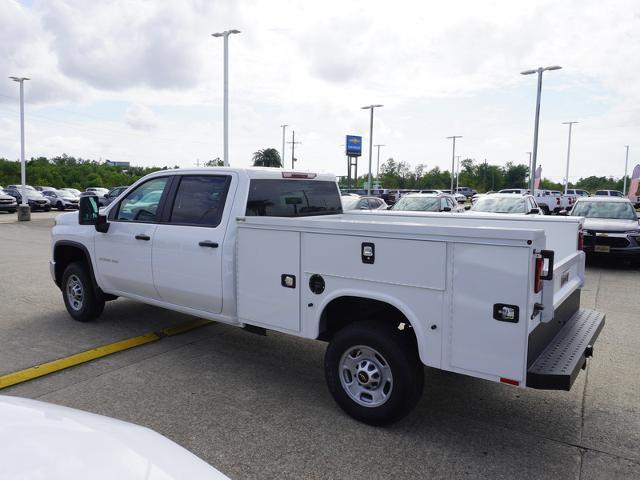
[9,76,30,221]
[526,152,532,188]
[446,136,462,192]
[280,124,288,168]
[521,65,562,195]
[623,145,630,195]
[361,104,383,194]
[287,131,301,169]
[211,29,241,167]
[562,121,578,194]
[374,144,385,181]
[455,155,461,191]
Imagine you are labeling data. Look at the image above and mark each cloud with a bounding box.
[125,103,159,130]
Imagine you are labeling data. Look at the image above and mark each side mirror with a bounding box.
[529,208,540,214]
[79,196,99,225]
[464,205,471,210]
[443,206,452,212]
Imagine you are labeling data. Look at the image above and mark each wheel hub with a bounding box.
[66,274,84,311]
[339,345,393,408]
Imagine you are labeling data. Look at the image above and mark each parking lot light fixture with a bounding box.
[9,76,30,220]
[362,104,383,195]
[211,29,241,167]
[562,121,578,194]
[446,136,462,192]
[521,65,562,195]
[623,145,630,195]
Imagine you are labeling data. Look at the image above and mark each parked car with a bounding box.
[470,193,543,215]
[439,189,467,203]
[455,186,477,198]
[500,188,563,215]
[35,186,56,192]
[51,167,603,425]
[0,189,18,213]
[60,187,82,196]
[341,195,389,211]
[594,190,625,197]
[42,189,80,211]
[81,189,109,206]
[102,186,129,206]
[566,189,590,197]
[0,395,229,479]
[7,184,37,192]
[391,193,464,213]
[3,187,51,211]
[569,197,640,260]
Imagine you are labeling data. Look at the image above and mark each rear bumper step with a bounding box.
[527,308,605,390]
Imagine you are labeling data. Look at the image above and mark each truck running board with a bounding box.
[527,309,605,390]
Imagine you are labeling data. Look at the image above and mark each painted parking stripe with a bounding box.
[0,319,214,390]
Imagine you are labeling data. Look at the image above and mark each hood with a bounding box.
[582,217,640,232]
[0,193,16,201]
[0,396,228,480]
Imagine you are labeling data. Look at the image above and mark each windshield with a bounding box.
[472,196,526,214]
[571,201,637,220]
[55,190,76,199]
[392,196,439,212]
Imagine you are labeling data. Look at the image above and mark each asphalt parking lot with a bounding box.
[0,210,639,479]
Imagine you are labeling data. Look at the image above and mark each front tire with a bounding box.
[324,319,424,425]
[61,261,105,322]
[57,202,65,211]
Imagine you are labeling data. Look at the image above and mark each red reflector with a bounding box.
[556,197,560,205]
[282,172,317,179]
[500,377,519,386]
[534,254,543,293]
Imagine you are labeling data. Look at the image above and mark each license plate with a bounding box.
[594,245,610,253]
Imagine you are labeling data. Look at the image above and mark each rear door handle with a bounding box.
[135,234,151,241]
[199,240,219,248]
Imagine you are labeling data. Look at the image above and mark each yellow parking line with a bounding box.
[0,319,214,390]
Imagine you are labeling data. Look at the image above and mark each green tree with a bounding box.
[252,148,282,168]
[204,157,223,167]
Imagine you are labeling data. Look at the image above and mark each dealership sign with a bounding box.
[345,135,362,157]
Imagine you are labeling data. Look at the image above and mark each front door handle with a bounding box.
[198,240,219,248]
[135,234,151,241]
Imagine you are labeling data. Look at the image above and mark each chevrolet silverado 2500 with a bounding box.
[50,168,605,425]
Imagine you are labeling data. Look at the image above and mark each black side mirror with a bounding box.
[443,206,452,212]
[529,208,540,214]
[79,196,99,225]
[464,205,471,210]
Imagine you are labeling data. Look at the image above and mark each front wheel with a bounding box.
[61,261,105,322]
[324,319,424,425]
[57,202,65,211]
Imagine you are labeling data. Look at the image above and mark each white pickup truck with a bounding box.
[50,168,605,425]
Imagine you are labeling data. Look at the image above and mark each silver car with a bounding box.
[569,197,640,259]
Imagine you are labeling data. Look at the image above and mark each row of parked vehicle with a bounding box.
[0,184,130,213]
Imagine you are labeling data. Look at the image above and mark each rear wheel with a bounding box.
[324,319,424,425]
[61,261,105,322]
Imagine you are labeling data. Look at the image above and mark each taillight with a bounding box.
[578,230,584,250]
[556,197,560,205]
[534,254,544,293]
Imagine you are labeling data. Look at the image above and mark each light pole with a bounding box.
[526,151,532,188]
[455,155,461,191]
[562,121,578,194]
[211,29,241,167]
[9,76,30,221]
[280,124,288,168]
[623,145,630,195]
[361,104,383,194]
[374,144,385,181]
[287,131,301,169]
[446,136,462,192]
[521,65,562,195]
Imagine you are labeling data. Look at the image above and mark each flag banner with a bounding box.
[628,164,640,202]
[534,165,542,190]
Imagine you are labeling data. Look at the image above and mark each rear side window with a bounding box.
[246,180,342,217]
[168,175,231,227]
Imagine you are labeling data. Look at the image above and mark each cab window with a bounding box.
[167,175,231,227]
[114,177,170,223]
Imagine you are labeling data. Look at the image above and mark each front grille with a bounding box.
[586,235,631,248]
[0,199,14,204]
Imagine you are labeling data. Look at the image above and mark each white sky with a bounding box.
[1,0,639,182]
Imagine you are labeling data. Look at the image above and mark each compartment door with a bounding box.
[237,228,301,333]
[449,243,529,381]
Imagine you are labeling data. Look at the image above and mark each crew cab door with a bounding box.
[151,174,234,314]
[95,176,172,300]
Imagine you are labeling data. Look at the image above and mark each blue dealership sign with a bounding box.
[345,135,362,157]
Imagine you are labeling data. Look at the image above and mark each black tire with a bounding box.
[540,205,550,215]
[61,261,105,322]
[9,209,16,214]
[57,202,65,211]
[324,319,424,425]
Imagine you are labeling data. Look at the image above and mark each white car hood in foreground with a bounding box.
[0,396,229,480]
[581,218,640,232]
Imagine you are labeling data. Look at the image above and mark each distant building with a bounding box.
[105,159,130,168]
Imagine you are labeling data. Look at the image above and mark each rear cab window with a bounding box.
[246,179,342,217]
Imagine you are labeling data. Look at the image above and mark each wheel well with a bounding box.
[53,244,90,288]
[318,296,418,345]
